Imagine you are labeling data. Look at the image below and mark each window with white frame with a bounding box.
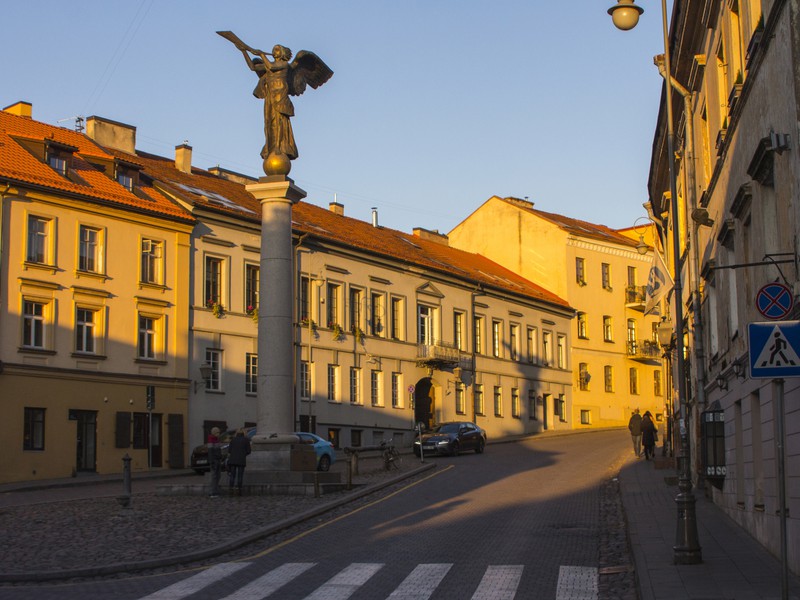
[455,382,466,414]
[474,315,484,354]
[22,300,46,349]
[138,314,160,360]
[23,407,45,451]
[492,320,502,358]
[511,388,520,418]
[370,370,382,406]
[349,367,361,404]
[417,303,436,345]
[509,323,519,360]
[629,367,639,395]
[474,384,484,416]
[454,311,465,351]
[391,372,402,408]
[494,386,503,416]
[370,292,384,336]
[204,255,224,307]
[78,225,103,273]
[349,287,363,334]
[327,364,339,402]
[390,296,403,340]
[527,327,537,364]
[140,239,164,285]
[205,348,222,391]
[245,353,258,394]
[27,215,52,265]
[300,361,311,400]
[604,365,614,392]
[542,331,553,365]
[557,335,566,369]
[299,276,310,323]
[75,307,97,354]
[327,283,341,328]
[245,264,259,315]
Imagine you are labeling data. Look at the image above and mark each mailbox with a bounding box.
[701,402,726,489]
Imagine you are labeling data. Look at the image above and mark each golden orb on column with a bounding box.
[264,151,292,176]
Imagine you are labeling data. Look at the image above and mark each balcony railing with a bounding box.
[625,285,646,311]
[627,340,662,362]
[417,340,461,367]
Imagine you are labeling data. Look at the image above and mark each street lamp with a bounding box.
[609,0,703,565]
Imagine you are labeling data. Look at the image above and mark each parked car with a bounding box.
[295,432,336,471]
[190,427,256,474]
[413,421,486,457]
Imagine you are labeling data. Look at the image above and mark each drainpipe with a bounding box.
[0,185,10,310]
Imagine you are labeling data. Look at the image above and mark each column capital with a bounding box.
[246,175,307,204]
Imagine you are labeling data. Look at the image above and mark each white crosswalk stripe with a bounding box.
[386,563,452,599]
[471,565,524,600]
[136,561,600,600]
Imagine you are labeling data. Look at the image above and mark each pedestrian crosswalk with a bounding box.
[137,561,598,600]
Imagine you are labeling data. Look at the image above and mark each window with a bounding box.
[23,407,45,451]
[370,370,382,406]
[492,320,502,357]
[205,348,222,391]
[576,257,586,285]
[22,300,46,349]
[579,362,590,391]
[350,430,362,447]
[117,171,134,191]
[627,266,637,286]
[601,263,611,290]
[246,353,258,394]
[390,296,403,340]
[654,370,663,396]
[629,367,639,395]
[370,292,384,336]
[557,395,567,422]
[349,287,363,334]
[349,367,361,404]
[577,312,588,339]
[418,304,435,345]
[327,283,341,327]
[603,316,613,342]
[474,384,485,416]
[75,307,97,354]
[454,311,465,351]
[391,372,402,408]
[474,315,484,354]
[511,388,520,418]
[542,331,553,366]
[455,382,466,414]
[27,215,51,264]
[300,361,311,400]
[48,151,68,176]
[140,239,163,285]
[528,390,538,420]
[138,315,158,359]
[581,410,592,425]
[494,386,503,416]
[78,225,102,273]
[527,327,538,364]
[245,264,259,314]
[627,319,637,355]
[205,256,224,307]
[604,365,614,393]
[327,364,339,402]
[557,335,566,369]
[509,323,519,361]
[298,276,310,323]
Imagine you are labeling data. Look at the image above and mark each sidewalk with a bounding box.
[620,455,800,600]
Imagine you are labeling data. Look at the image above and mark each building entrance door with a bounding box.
[542,394,550,431]
[74,410,97,472]
[414,377,435,430]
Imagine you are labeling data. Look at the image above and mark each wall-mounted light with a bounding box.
[716,375,728,391]
[194,362,213,392]
[732,360,746,380]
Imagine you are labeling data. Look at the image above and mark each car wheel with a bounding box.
[450,441,460,457]
[318,454,331,472]
[475,439,485,454]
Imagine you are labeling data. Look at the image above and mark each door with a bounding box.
[150,413,162,468]
[75,410,97,472]
[542,394,550,431]
[414,378,435,430]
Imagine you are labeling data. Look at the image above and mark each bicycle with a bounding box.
[381,440,402,471]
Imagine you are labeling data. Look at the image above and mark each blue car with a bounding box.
[295,432,336,471]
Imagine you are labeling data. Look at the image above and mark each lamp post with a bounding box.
[608,0,702,564]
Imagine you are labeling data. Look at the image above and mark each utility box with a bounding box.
[701,402,726,489]
[290,443,317,471]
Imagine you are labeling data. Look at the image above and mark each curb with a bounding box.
[0,462,435,583]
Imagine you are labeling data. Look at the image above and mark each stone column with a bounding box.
[246,176,306,436]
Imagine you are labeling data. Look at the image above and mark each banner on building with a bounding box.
[644,250,674,315]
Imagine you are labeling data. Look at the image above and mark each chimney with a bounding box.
[329,202,344,216]
[412,227,449,246]
[2,101,32,118]
[371,207,378,227]
[175,143,192,174]
[85,116,136,154]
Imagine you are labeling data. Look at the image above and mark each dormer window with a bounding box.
[48,152,68,176]
[114,160,140,191]
[44,141,77,178]
[117,171,134,191]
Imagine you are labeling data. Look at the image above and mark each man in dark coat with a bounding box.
[227,429,252,495]
[641,411,657,460]
[628,408,643,457]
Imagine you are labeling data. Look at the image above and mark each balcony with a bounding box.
[417,340,461,370]
[627,340,662,363]
[625,285,646,311]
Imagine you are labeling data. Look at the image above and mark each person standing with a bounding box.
[641,411,657,460]
[207,427,222,498]
[628,408,643,457]
[227,429,252,496]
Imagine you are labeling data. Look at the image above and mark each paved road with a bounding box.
[1,431,631,599]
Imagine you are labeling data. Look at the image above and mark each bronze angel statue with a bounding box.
[218,31,333,176]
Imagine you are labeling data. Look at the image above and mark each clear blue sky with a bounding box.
[3,0,671,235]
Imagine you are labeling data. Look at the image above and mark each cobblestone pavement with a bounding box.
[1,448,638,598]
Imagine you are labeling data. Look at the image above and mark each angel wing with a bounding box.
[288,51,334,97]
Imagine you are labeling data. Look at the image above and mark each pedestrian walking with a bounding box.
[628,408,643,457]
[227,429,252,496]
[641,411,657,460]
[208,427,222,497]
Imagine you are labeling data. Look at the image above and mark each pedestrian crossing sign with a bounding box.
[749,321,800,378]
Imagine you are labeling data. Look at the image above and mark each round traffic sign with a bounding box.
[756,282,794,320]
[407,385,415,393]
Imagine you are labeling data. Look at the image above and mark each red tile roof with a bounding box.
[0,111,193,223]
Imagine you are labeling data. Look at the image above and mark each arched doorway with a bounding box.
[413,377,435,430]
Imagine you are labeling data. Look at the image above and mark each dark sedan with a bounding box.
[413,421,486,457]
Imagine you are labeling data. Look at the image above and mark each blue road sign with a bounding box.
[756,283,793,320]
[749,321,800,378]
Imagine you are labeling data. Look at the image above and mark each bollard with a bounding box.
[346,455,353,490]
[117,453,132,509]
[314,473,320,498]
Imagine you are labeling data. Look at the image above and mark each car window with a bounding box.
[438,423,460,433]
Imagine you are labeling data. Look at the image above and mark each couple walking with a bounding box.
[628,408,658,459]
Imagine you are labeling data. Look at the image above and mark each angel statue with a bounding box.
[218,31,333,176]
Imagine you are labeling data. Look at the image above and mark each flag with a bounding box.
[644,250,674,315]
